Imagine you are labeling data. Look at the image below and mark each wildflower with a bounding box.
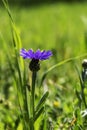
[82,59,87,69]
[20,49,52,71]
[82,59,87,82]
[53,101,60,108]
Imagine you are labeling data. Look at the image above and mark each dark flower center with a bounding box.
[29,59,40,71]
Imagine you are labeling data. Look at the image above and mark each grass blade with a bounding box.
[35,91,49,113]
[40,53,87,87]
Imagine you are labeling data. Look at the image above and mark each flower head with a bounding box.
[20,48,52,60]
[20,48,53,71]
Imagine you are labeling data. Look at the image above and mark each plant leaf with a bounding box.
[35,91,49,113]
[40,53,87,87]
[34,107,44,122]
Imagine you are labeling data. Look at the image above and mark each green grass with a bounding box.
[1,2,87,85]
[1,2,87,129]
[1,3,87,53]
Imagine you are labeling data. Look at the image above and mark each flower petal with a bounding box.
[40,50,53,60]
[20,48,28,59]
[27,49,34,59]
[34,49,41,59]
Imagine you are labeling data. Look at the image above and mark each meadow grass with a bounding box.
[1,2,87,130]
[1,2,87,92]
[1,3,87,52]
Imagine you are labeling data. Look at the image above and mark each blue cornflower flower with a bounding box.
[20,49,52,71]
[20,48,52,60]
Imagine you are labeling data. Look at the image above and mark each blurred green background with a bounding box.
[0,0,87,5]
[1,0,87,129]
[1,1,87,61]
[1,0,87,112]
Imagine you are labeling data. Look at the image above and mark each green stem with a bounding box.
[81,85,87,108]
[31,71,37,130]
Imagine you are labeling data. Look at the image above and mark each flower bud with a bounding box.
[82,59,87,69]
[29,59,40,71]
[82,59,87,82]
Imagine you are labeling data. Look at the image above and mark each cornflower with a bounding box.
[20,48,53,71]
